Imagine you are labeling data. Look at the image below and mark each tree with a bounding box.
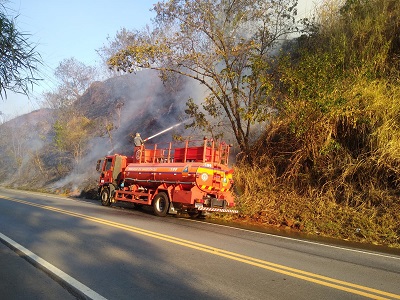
[41,58,98,109]
[54,58,98,106]
[38,57,98,171]
[0,1,42,99]
[97,27,147,77]
[54,114,94,166]
[107,0,298,160]
[0,121,31,178]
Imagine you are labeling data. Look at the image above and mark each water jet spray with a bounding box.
[144,120,189,142]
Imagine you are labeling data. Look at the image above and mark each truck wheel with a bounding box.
[152,192,169,217]
[100,187,111,206]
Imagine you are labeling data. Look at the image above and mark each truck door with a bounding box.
[100,157,113,184]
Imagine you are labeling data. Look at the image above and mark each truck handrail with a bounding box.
[134,138,230,165]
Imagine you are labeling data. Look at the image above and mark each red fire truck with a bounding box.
[96,138,237,216]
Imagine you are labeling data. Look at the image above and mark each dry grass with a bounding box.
[233,76,400,248]
[233,161,400,247]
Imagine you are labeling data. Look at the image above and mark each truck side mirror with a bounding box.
[96,159,102,172]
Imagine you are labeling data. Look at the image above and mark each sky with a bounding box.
[1,0,159,119]
[0,0,318,119]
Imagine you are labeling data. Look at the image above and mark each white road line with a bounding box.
[0,232,107,300]
[184,218,400,260]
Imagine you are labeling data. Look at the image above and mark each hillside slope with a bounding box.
[0,70,190,193]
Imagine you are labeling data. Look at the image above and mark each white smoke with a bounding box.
[50,69,201,194]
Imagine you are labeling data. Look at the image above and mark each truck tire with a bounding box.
[100,187,111,206]
[152,192,169,217]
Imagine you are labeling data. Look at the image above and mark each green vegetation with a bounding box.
[0,1,41,99]
[234,0,400,247]
[54,114,94,165]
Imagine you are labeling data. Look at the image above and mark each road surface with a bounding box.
[0,188,399,299]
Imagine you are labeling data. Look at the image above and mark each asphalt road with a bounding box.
[0,188,399,300]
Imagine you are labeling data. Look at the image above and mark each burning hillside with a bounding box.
[0,70,196,194]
